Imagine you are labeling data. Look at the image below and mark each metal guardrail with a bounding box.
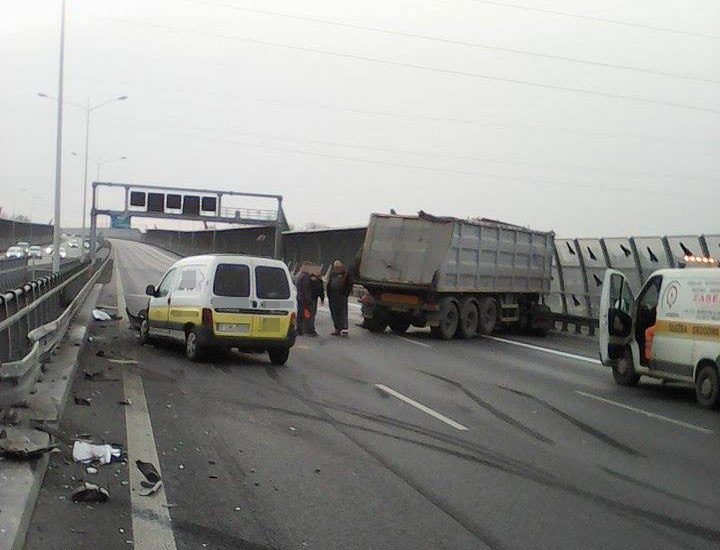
[0,246,112,411]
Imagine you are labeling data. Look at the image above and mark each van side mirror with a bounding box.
[608,308,632,338]
[145,285,156,297]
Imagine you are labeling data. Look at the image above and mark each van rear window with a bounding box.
[213,264,250,297]
[255,266,290,299]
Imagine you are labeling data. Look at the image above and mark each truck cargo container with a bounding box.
[357,213,555,339]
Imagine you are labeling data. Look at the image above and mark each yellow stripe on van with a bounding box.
[655,319,720,341]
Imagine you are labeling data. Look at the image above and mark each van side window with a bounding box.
[176,265,207,292]
[609,273,632,314]
[213,264,250,297]
[256,266,290,299]
[156,268,177,298]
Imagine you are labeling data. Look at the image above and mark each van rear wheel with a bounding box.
[185,329,205,362]
[695,363,720,409]
[268,348,290,366]
[612,351,640,386]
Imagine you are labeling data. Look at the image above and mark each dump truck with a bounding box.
[356,212,555,339]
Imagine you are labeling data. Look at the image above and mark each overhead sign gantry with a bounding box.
[89,182,286,259]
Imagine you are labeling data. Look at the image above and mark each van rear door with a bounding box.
[252,265,294,339]
[211,262,254,336]
[599,269,635,365]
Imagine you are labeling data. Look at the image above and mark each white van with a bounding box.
[599,259,720,409]
[139,254,297,364]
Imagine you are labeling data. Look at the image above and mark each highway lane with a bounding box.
[28,239,720,550]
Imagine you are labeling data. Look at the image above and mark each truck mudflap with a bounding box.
[528,303,553,334]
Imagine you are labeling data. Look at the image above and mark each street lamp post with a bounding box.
[38,94,127,239]
[51,0,67,273]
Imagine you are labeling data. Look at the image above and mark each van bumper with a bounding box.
[197,327,297,351]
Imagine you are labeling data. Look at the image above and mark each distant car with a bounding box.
[45,245,53,255]
[83,239,90,250]
[16,241,30,253]
[68,239,80,248]
[5,246,25,259]
[27,245,43,258]
[58,247,68,259]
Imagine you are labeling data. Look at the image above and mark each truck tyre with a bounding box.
[389,318,411,335]
[695,363,720,409]
[365,317,388,333]
[185,328,205,362]
[458,299,479,339]
[477,298,498,335]
[268,347,290,366]
[612,350,640,386]
[434,298,459,340]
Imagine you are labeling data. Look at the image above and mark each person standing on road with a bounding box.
[305,271,325,337]
[295,266,312,336]
[327,259,353,336]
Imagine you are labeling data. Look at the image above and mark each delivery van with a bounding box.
[139,254,297,364]
[598,256,720,409]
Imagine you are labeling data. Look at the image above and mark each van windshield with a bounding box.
[256,266,290,299]
[213,264,250,297]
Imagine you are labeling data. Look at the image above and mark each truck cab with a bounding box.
[598,257,720,409]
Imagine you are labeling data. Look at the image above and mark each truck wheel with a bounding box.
[435,298,459,340]
[185,328,205,362]
[458,299,479,339]
[268,348,290,366]
[695,363,720,409]
[389,318,411,335]
[365,318,388,333]
[477,298,498,335]
[612,350,640,386]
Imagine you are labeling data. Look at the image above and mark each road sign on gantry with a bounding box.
[89,182,286,259]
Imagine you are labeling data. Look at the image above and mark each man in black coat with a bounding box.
[327,259,353,336]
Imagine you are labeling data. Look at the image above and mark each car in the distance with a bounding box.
[16,241,31,253]
[27,245,43,258]
[58,247,67,259]
[68,239,80,249]
[5,246,25,259]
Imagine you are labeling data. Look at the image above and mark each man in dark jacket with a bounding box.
[295,268,312,336]
[306,272,325,336]
[327,259,353,336]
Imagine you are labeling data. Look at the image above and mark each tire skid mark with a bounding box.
[498,385,642,457]
[603,468,713,511]
[418,370,554,445]
[259,370,720,544]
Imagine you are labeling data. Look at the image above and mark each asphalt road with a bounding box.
[26,239,720,550]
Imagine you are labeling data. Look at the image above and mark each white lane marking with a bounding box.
[115,261,178,550]
[483,335,601,364]
[575,390,714,435]
[375,384,469,431]
[394,335,433,348]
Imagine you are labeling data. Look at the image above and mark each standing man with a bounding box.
[304,267,325,336]
[327,259,353,336]
[295,265,312,336]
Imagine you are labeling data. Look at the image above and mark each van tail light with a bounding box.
[202,308,213,327]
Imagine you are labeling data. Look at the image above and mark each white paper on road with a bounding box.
[72,441,121,465]
[92,309,112,321]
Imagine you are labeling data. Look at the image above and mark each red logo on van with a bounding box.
[664,281,680,309]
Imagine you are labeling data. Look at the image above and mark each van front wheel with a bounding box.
[695,363,720,409]
[269,348,290,366]
[185,329,205,362]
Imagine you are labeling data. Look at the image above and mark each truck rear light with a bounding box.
[201,308,213,326]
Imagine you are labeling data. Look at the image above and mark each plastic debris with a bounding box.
[92,309,112,321]
[87,335,96,343]
[118,398,132,406]
[71,482,109,503]
[96,350,105,357]
[107,358,139,365]
[139,480,163,497]
[74,397,92,407]
[0,427,59,459]
[73,441,121,465]
[135,460,161,484]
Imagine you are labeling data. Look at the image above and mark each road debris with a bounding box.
[106,358,140,365]
[95,350,105,357]
[0,427,59,459]
[135,460,161,484]
[92,309,113,321]
[73,441,122,465]
[74,396,92,407]
[118,398,132,406]
[86,466,98,475]
[139,480,163,497]
[71,482,110,503]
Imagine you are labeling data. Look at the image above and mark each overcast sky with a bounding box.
[1,0,718,237]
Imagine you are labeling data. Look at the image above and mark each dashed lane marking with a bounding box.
[115,260,178,550]
[375,384,469,431]
[483,335,601,365]
[575,390,713,435]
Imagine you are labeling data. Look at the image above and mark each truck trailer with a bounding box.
[357,213,555,339]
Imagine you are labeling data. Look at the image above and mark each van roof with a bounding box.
[171,254,288,269]
[649,267,720,280]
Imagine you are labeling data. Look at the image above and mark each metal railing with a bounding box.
[0,246,111,412]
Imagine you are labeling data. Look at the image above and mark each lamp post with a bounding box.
[38,94,127,240]
[50,0,66,273]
